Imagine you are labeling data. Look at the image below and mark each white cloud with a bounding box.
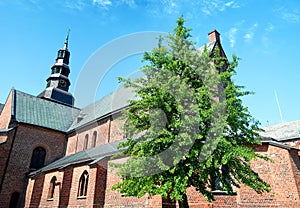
[275,6,300,24]
[264,23,274,32]
[93,0,112,8]
[244,33,252,40]
[200,0,240,16]
[65,0,87,10]
[163,0,179,14]
[244,23,258,42]
[145,0,181,16]
[228,27,238,48]
[282,12,300,23]
[121,0,136,8]
[225,1,234,7]
[201,7,211,15]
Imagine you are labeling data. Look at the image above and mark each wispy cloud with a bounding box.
[261,23,275,54]
[93,0,112,9]
[143,0,182,17]
[275,6,300,24]
[264,23,274,32]
[200,0,240,16]
[282,11,300,23]
[65,0,87,11]
[162,0,179,14]
[120,0,136,8]
[228,27,238,48]
[244,23,258,42]
[225,1,234,7]
[226,20,244,48]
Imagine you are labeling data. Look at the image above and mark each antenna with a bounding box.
[274,90,284,123]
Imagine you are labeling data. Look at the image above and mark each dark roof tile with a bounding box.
[260,120,300,141]
[30,139,125,176]
[69,87,136,130]
[13,90,80,132]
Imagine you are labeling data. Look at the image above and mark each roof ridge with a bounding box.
[264,120,300,129]
[81,86,132,110]
[14,89,80,110]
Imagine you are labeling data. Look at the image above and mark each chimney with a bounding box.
[208,30,220,43]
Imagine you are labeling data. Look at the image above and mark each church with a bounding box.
[0,30,300,208]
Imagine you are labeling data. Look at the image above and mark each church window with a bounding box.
[92,131,97,147]
[84,134,89,150]
[47,176,57,199]
[77,171,89,198]
[29,147,46,170]
[61,68,69,76]
[212,165,230,191]
[9,192,20,208]
[58,50,64,58]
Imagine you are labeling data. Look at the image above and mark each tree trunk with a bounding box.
[178,193,189,208]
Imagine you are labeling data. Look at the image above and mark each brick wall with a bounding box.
[238,144,300,207]
[0,129,15,206]
[105,158,156,207]
[0,123,66,207]
[65,165,94,207]
[24,177,35,207]
[0,90,12,129]
[93,160,108,207]
[23,141,300,208]
[109,113,126,143]
[66,113,126,156]
[28,174,45,207]
[59,166,74,207]
[39,171,64,207]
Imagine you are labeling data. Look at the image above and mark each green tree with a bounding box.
[112,16,270,207]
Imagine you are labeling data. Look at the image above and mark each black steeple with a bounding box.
[38,29,75,106]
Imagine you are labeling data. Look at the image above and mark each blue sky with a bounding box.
[0,0,299,127]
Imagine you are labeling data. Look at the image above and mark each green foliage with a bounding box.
[111,16,270,206]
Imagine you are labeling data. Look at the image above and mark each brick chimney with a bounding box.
[208,30,220,43]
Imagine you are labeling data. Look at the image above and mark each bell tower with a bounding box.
[38,29,75,106]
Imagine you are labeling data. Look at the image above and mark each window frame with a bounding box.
[47,176,57,200]
[29,147,46,170]
[92,131,97,148]
[77,171,89,198]
[83,134,89,150]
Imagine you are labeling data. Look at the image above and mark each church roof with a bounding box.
[8,87,135,133]
[12,89,80,132]
[260,120,300,141]
[0,103,4,114]
[197,41,217,55]
[29,139,125,177]
[68,87,136,131]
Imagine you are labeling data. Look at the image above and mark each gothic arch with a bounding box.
[78,170,89,197]
[92,131,97,147]
[84,134,89,150]
[47,176,57,199]
[30,146,46,169]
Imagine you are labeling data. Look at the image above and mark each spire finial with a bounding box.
[63,28,70,50]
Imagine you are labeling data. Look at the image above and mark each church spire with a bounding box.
[63,28,70,50]
[38,30,75,106]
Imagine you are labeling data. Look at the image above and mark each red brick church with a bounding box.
[0,31,300,208]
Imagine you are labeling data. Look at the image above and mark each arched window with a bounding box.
[47,176,57,199]
[9,192,20,208]
[30,147,46,169]
[84,134,89,150]
[92,131,97,147]
[78,171,89,197]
